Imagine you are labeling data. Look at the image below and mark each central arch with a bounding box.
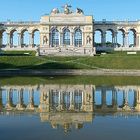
[63,28,70,46]
[74,28,82,47]
[51,28,60,47]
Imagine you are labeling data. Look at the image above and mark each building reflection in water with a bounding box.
[0,84,140,132]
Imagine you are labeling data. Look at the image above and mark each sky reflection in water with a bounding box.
[0,80,140,140]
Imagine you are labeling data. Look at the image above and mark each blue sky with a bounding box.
[0,0,140,21]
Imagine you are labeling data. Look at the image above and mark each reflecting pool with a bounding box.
[0,77,140,140]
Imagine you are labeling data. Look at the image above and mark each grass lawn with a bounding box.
[0,51,140,69]
[1,76,140,85]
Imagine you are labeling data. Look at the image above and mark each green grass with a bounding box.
[0,52,140,69]
[1,76,140,85]
[1,50,36,56]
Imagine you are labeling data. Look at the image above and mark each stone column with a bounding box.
[135,33,140,47]
[70,92,74,110]
[7,33,11,48]
[0,88,2,109]
[27,89,34,110]
[16,89,24,110]
[112,33,115,47]
[135,89,140,111]
[82,32,84,47]
[102,88,107,108]
[70,32,74,46]
[21,34,24,48]
[5,89,13,109]
[29,33,34,48]
[60,32,63,47]
[81,91,85,110]
[101,32,106,47]
[112,89,117,107]
[122,90,131,110]
[0,33,2,48]
[58,91,63,111]
[122,33,125,47]
[10,34,13,48]
[124,32,129,47]
[18,33,22,48]
[93,32,95,47]
[114,32,118,47]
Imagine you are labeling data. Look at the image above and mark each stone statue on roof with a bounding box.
[76,8,84,14]
[62,4,72,14]
[51,8,59,14]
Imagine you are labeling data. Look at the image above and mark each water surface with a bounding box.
[0,77,140,140]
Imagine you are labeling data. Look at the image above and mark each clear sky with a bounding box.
[1,0,140,22]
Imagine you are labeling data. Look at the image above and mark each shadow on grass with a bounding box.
[31,62,79,69]
[0,63,17,69]
[2,54,30,56]
[0,61,79,69]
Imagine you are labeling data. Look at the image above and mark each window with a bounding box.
[74,29,82,47]
[63,28,70,46]
[51,28,59,47]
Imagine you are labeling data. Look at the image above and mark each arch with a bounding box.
[10,29,18,47]
[74,28,82,47]
[63,28,70,46]
[32,29,40,34]
[21,29,29,47]
[128,29,137,47]
[106,29,114,47]
[117,29,125,47]
[63,92,70,110]
[94,29,103,47]
[74,90,82,110]
[20,28,29,34]
[10,29,17,35]
[51,28,60,47]
[106,90,113,106]
[32,29,40,47]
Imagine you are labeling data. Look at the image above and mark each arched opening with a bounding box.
[128,29,136,47]
[21,29,29,48]
[128,89,135,108]
[106,90,113,106]
[33,29,40,47]
[51,28,60,47]
[106,29,114,47]
[63,92,70,110]
[117,90,124,108]
[117,29,125,47]
[95,90,102,105]
[74,90,82,111]
[94,29,102,47]
[11,30,18,47]
[63,28,70,46]
[51,91,59,109]
[74,28,82,47]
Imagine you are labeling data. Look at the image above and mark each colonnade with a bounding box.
[0,30,40,49]
[94,30,140,48]
[0,85,140,112]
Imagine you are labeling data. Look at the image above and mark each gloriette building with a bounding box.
[0,4,140,56]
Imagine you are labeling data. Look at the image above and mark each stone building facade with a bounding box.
[1,4,140,56]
